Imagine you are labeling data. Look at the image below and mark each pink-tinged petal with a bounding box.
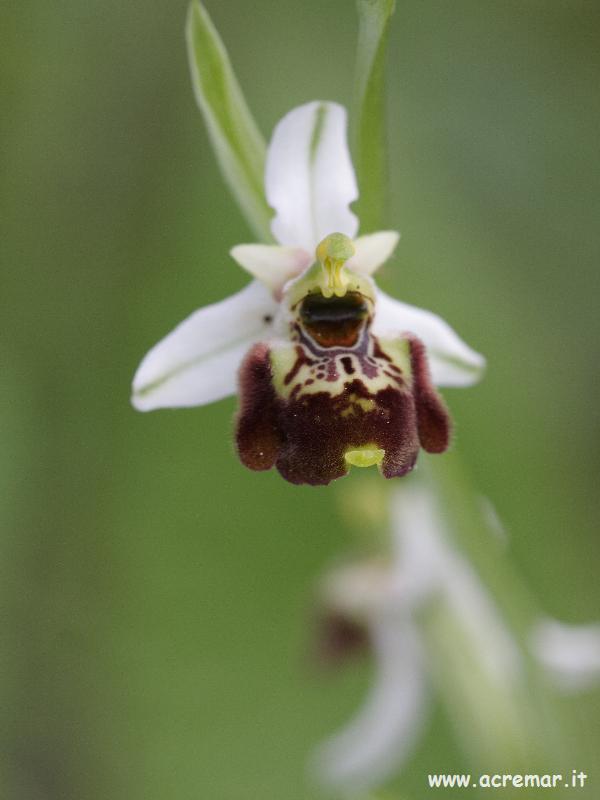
[373,289,486,387]
[348,231,400,276]
[131,281,276,411]
[229,243,311,290]
[265,101,359,253]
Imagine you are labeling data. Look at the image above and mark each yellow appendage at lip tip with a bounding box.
[344,445,385,469]
[316,233,355,298]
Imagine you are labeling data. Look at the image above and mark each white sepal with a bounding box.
[373,289,486,387]
[131,281,277,411]
[265,101,358,253]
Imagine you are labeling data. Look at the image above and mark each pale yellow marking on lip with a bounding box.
[270,344,411,401]
[340,395,376,417]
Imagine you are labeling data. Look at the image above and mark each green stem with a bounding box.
[186,1,273,242]
[353,0,396,232]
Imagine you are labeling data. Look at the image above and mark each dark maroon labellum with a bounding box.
[235,331,451,486]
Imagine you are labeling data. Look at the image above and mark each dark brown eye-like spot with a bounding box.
[300,291,368,348]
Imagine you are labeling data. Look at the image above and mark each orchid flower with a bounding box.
[131,101,484,485]
[313,482,600,792]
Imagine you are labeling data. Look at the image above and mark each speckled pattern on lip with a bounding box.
[235,294,451,485]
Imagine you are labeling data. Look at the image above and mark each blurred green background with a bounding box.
[2,1,600,798]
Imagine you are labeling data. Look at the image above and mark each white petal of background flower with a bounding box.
[530,618,600,691]
[132,281,277,411]
[230,243,311,290]
[348,230,400,276]
[265,101,359,253]
[313,616,428,793]
[373,289,486,387]
[391,485,522,687]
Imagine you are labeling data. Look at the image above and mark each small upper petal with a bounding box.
[372,289,486,387]
[348,231,400,276]
[230,243,312,290]
[265,101,359,253]
[131,281,277,411]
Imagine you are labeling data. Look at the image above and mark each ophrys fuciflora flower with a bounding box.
[132,101,484,485]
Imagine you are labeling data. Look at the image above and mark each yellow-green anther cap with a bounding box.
[316,233,355,298]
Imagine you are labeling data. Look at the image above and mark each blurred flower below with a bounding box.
[312,480,600,793]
